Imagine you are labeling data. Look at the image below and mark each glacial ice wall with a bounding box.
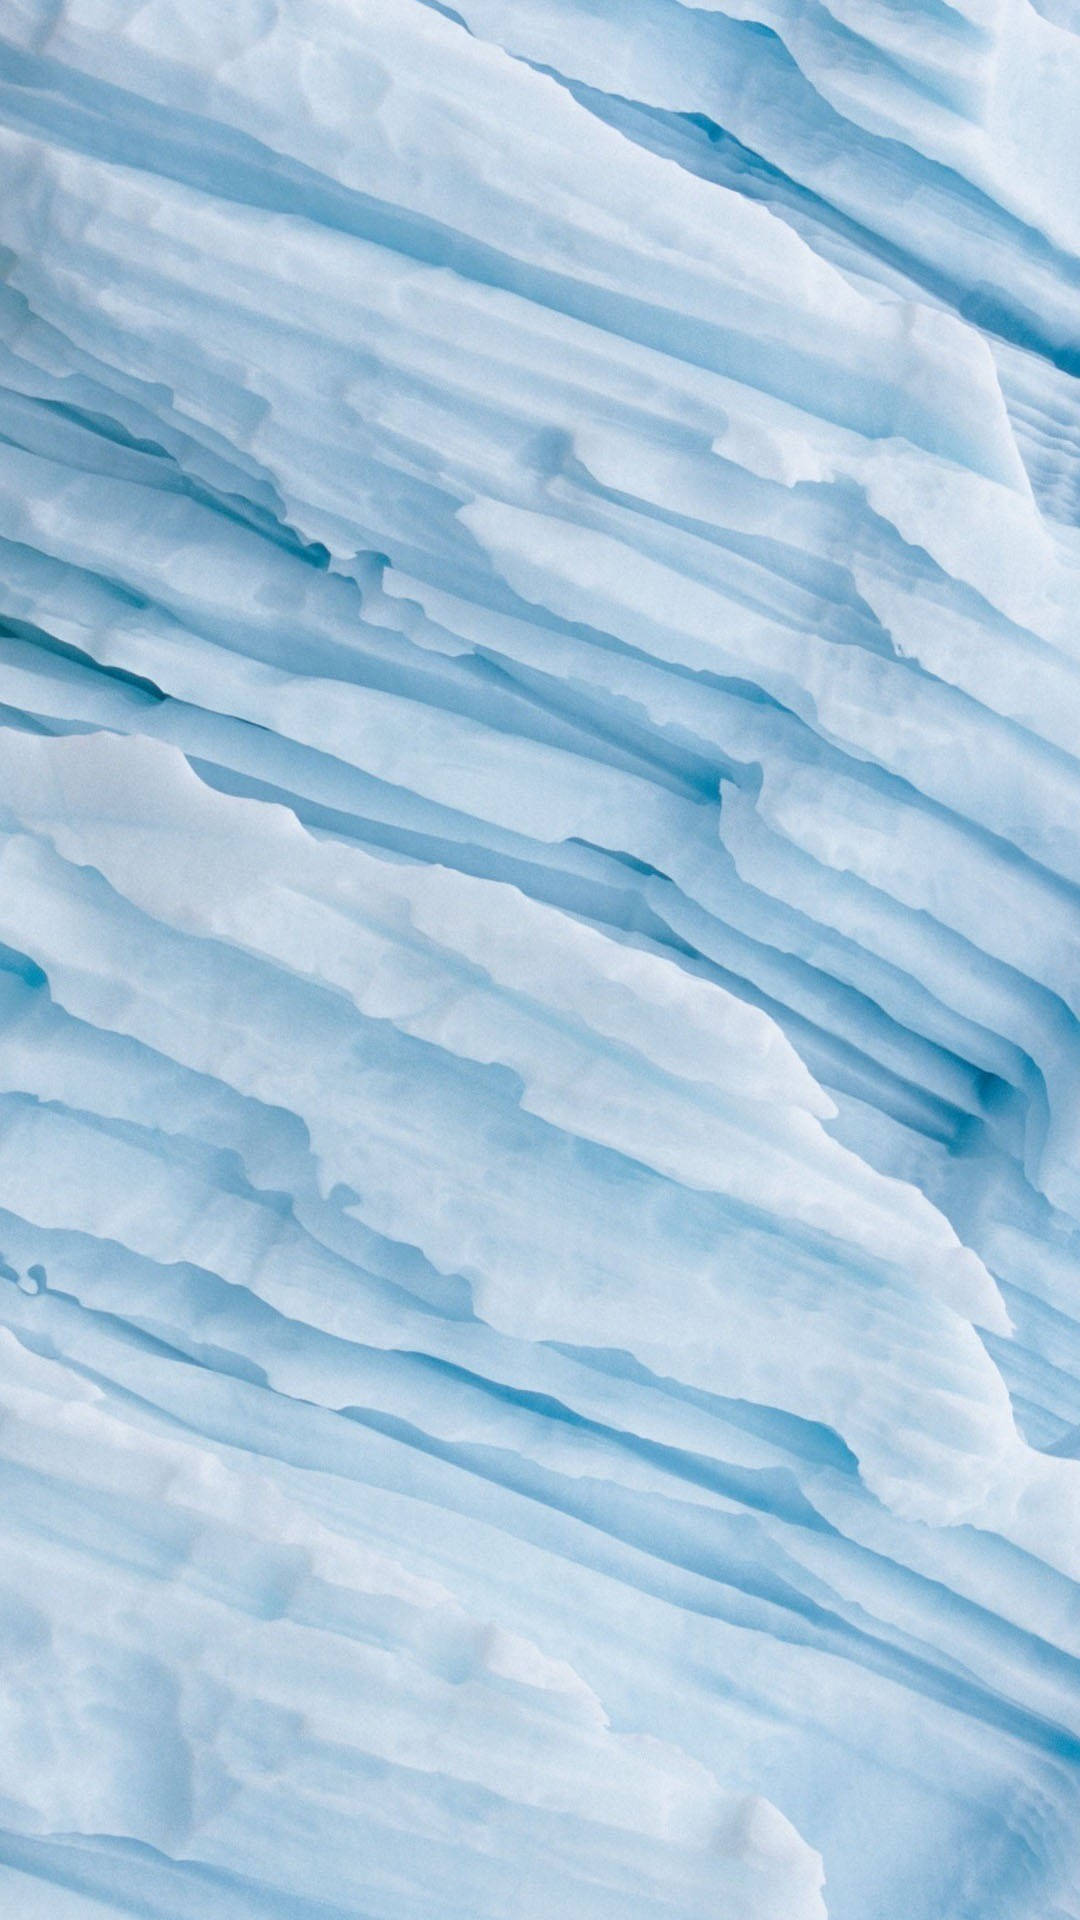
[0,1,1078,1915]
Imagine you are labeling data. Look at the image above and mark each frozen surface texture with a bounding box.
[0,2,1078,1916]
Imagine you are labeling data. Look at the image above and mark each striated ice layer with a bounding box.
[0,2,1078,1916]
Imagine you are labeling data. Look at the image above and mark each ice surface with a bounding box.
[0,1,1078,1916]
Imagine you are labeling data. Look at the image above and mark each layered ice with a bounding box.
[0,1,1078,1916]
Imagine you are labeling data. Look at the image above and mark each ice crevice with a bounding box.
[0,2,1079,1917]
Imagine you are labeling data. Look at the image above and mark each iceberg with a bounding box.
[0,1,1077,1916]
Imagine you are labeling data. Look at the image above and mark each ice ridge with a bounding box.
[0,2,1078,1917]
